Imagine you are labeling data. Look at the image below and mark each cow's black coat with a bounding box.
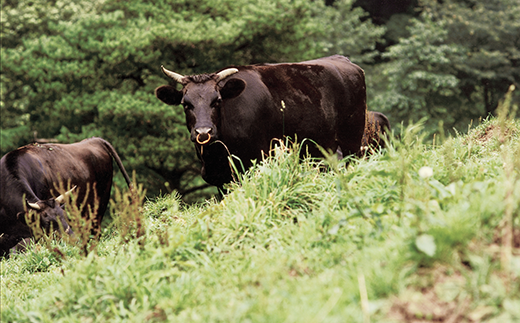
[0,137,132,256]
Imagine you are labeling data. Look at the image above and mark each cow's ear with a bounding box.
[155,85,183,106]
[220,79,246,100]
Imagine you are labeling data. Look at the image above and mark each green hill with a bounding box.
[2,114,519,322]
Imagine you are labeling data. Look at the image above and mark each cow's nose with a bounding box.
[195,127,213,145]
[195,127,212,135]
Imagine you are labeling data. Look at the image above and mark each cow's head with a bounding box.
[19,186,76,235]
[155,66,246,145]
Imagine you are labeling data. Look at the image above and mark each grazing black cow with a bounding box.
[360,111,391,154]
[155,55,367,187]
[0,137,132,256]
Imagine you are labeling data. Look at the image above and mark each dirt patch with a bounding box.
[388,291,470,322]
[475,125,498,144]
[387,266,471,323]
[467,123,518,146]
[493,225,520,254]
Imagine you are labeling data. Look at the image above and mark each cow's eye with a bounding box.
[211,98,222,108]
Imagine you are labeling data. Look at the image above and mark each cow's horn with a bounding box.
[161,65,185,84]
[216,68,239,82]
[55,185,77,204]
[27,200,41,210]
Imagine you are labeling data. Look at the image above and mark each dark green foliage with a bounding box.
[371,0,520,134]
[314,0,385,63]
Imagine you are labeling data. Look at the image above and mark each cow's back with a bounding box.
[25,139,112,196]
[219,55,366,163]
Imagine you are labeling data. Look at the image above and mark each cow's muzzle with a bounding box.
[195,127,212,145]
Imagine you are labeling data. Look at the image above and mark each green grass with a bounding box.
[1,115,519,322]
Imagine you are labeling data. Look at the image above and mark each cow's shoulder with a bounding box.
[1,145,40,179]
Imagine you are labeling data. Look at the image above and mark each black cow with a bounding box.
[155,55,367,187]
[360,111,391,154]
[0,137,132,256]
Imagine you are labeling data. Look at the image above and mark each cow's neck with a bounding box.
[199,142,234,187]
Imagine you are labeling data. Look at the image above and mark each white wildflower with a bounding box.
[419,166,433,179]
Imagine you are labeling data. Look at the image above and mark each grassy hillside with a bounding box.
[1,114,519,322]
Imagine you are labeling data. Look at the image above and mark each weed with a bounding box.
[109,174,147,248]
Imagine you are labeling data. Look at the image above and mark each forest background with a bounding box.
[2,0,519,201]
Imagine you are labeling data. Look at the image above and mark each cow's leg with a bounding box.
[337,106,366,159]
[216,186,226,201]
[336,148,343,160]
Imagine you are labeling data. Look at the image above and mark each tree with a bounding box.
[371,0,520,133]
[314,0,385,64]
